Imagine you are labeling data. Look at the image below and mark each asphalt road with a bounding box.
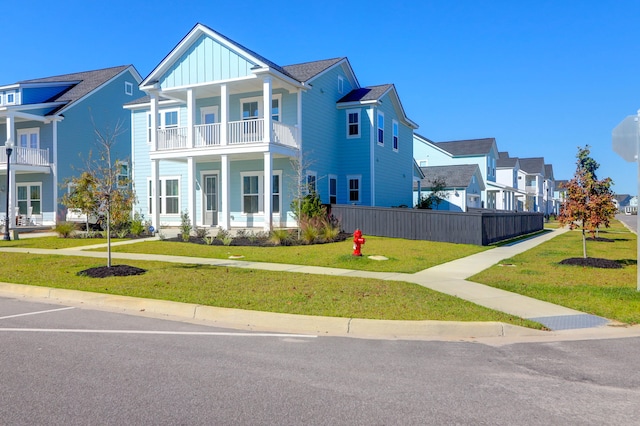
[616,213,638,233]
[2,297,640,425]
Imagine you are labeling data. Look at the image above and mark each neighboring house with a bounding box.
[544,164,556,215]
[613,194,632,212]
[495,151,523,211]
[554,179,569,211]
[413,164,484,211]
[414,134,513,209]
[516,157,546,212]
[0,65,142,229]
[126,23,418,231]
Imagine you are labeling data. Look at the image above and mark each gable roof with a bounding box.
[282,57,346,82]
[435,138,497,156]
[519,157,545,174]
[415,164,483,189]
[497,155,518,168]
[337,84,393,103]
[18,65,139,115]
[544,164,554,180]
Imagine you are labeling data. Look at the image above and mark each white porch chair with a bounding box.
[26,206,33,225]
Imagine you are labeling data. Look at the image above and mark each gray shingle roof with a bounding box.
[544,164,554,179]
[18,65,131,114]
[337,84,393,103]
[519,157,545,174]
[282,58,345,82]
[435,138,496,156]
[414,164,481,189]
[497,156,518,168]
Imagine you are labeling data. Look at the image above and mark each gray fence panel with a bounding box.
[328,205,543,246]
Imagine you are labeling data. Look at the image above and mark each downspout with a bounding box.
[368,107,375,206]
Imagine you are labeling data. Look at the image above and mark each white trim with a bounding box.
[346,108,360,139]
[347,174,361,204]
[305,170,317,194]
[239,94,281,121]
[125,81,134,96]
[338,75,344,94]
[328,174,337,204]
[377,111,384,146]
[200,170,219,227]
[148,175,181,217]
[16,182,42,219]
[200,106,219,124]
[17,127,40,149]
[392,119,399,152]
[240,170,282,215]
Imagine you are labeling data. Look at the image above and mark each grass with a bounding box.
[1,236,126,249]
[97,236,489,273]
[0,251,540,326]
[470,221,639,324]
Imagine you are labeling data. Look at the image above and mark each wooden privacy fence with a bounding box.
[327,205,544,246]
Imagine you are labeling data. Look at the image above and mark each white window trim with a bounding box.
[161,108,180,128]
[240,94,282,121]
[16,182,42,216]
[377,111,384,146]
[419,159,428,167]
[148,176,181,216]
[240,171,283,215]
[392,119,399,152]
[338,76,344,94]
[200,106,219,124]
[305,170,317,194]
[6,92,16,105]
[125,81,134,96]
[17,127,40,149]
[328,174,337,204]
[346,108,360,139]
[347,174,361,204]
[117,161,129,188]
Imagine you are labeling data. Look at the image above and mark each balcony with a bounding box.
[0,146,50,167]
[525,185,539,195]
[156,119,299,152]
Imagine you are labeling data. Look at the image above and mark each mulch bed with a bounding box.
[171,232,351,246]
[78,265,147,278]
[559,257,623,269]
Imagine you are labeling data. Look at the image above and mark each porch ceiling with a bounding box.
[162,76,297,101]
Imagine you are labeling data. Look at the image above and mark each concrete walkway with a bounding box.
[0,228,635,340]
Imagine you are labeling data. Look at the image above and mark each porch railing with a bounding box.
[228,119,263,144]
[0,146,50,166]
[158,127,188,150]
[156,119,299,151]
[194,123,221,147]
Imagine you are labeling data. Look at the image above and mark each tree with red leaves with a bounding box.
[558,146,616,258]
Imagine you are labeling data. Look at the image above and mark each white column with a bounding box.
[151,159,159,231]
[187,156,196,227]
[6,113,14,229]
[220,154,230,230]
[263,151,272,231]
[220,84,228,145]
[262,77,272,143]
[150,92,159,152]
[52,119,58,224]
[187,88,195,148]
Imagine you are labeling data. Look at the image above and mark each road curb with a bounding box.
[0,282,547,339]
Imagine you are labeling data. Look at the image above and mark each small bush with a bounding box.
[194,227,210,239]
[300,226,319,244]
[216,227,230,241]
[54,222,75,238]
[180,211,192,242]
[203,235,216,245]
[321,224,340,242]
[269,229,291,246]
[222,236,233,246]
[130,211,148,236]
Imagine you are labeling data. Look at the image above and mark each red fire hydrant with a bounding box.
[352,229,365,256]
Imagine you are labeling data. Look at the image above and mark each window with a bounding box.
[243,175,260,214]
[272,175,280,214]
[338,76,344,94]
[117,162,129,188]
[201,107,217,124]
[419,160,428,167]
[272,99,280,122]
[306,171,317,194]
[146,112,152,143]
[17,183,41,216]
[164,110,179,128]
[6,92,15,104]
[347,109,360,138]
[348,175,361,203]
[242,101,259,120]
[148,180,153,214]
[125,82,134,96]
[17,128,39,149]
[329,175,337,204]
[151,177,180,215]
[377,112,384,145]
[392,120,399,151]
[240,171,282,214]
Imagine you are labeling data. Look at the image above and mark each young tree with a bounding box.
[416,176,448,209]
[62,120,134,267]
[558,146,616,258]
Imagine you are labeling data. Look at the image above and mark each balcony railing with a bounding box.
[157,119,299,152]
[525,185,538,194]
[0,146,50,166]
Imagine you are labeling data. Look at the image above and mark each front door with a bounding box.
[203,175,218,226]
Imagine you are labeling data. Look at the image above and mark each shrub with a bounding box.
[180,211,192,242]
[203,235,215,245]
[54,222,75,238]
[300,225,319,244]
[222,236,233,246]
[216,227,230,241]
[321,224,340,242]
[130,211,148,236]
[269,229,291,246]
[194,227,210,239]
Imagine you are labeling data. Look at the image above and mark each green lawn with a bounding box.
[0,251,539,327]
[0,236,126,249]
[99,235,489,273]
[470,221,639,324]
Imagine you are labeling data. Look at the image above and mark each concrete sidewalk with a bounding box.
[0,228,632,339]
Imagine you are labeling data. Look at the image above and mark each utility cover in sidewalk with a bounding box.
[530,314,609,330]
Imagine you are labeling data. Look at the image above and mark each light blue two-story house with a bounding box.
[0,65,142,229]
[127,23,418,231]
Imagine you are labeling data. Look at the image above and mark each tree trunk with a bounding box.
[582,228,587,259]
[106,207,112,268]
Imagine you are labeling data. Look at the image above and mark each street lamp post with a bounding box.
[4,139,13,241]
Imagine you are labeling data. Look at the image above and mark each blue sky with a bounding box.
[3,0,639,195]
